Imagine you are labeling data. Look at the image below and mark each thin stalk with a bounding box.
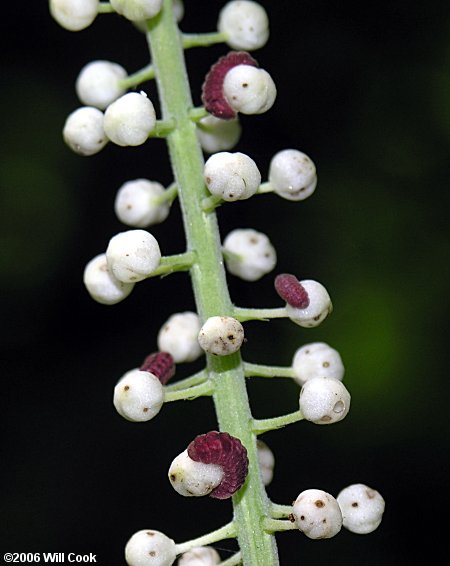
[175,521,237,555]
[244,362,295,379]
[252,410,304,435]
[146,2,279,564]
[164,380,214,403]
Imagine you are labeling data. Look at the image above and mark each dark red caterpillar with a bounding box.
[201,51,258,119]
[274,273,310,309]
[188,431,249,499]
[140,351,175,385]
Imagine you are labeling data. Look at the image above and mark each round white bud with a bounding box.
[63,106,107,156]
[103,92,156,147]
[337,484,385,534]
[223,65,276,115]
[113,369,164,422]
[172,0,184,22]
[198,316,244,356]
[168,450,223,497]
[125,529,176,566]
[83,253,134,305]
[285,280,332,328]
[204,152,261,202]
[218,1,269,50]
[299,376,351,425]
[157,312,203,364]
[115,179,170,227]
[106,229,161,283]
[269,149,317,201]
[196,115,241,154]
[292,342,344,386]
[292,489,343,539]
[49,0,98,31]
[178,547,220,566]
[110,0,163,22]
[257,440,275,486]
[223,228,277,281]
[76,60,127,110]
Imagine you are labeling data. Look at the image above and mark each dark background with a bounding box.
[1,1,449,564]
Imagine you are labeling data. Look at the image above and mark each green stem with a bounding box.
[175,521,237,555]
[164,380,213,402]
[146,2,279,564]
[252,410,304,435]
[189,107,209,122]
[233,306,288,322]
[119,64,155,89]
[152,182,178,205]
[257,182,274,194]
[270,503,293,519]
[98,2,114,14]
[165,369,207,392]
[244,362,295,379]
[263,518,298,534]
[147,251,196,277]
[220,553,242,566]
[182,31,228,49]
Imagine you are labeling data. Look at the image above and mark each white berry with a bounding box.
[269,149,317,201]
[223,65,276,115]
[63,107,107,156]
[292,342,344,386]
[125,529,176,566]
[223,228,276,281]
[178,547,220,566]
[337,484,385,534]
[196,115,241,154]
[110,0,163,22]
[218,1,269,50]
[292,489,343,539]
[204,152,261,202]
[257,440,275,486]
[83,253,134,305]
[76,60,127,110]
[299,376,351,425]
[104,92,156,146]
[285,279,332,328]
[49,0,98,31]
[115,179,170,227]
[106,229,161,283]
[113,369,164,422]
[168,450,223,497]
[198,316,244,356]
[157,312,203,364]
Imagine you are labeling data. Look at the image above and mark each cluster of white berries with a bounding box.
[292,485,385,539]
[84,229,161,304]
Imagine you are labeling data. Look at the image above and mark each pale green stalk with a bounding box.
[146,1,279,564]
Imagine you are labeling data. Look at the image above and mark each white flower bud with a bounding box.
[103,92,156,146]
[115,179,170,227]
[299,376,351,425]
[337,484,385,534]
[168,450,223,497]
[49,0,98,31]
[76,60,127,110]
[110,0,163,22]
[106,229,161,283]
[257,440,275,486]
[83,253,134,305]
[172,0,184,22]
[157,312,203,364]
[285,280,332,328]
[196,115,241,154]
[113,369,164,422]
[218,1,269,50]
[223,228,276,281]
[63,107,107,156]
[269,149,317,201]
[198,316,244,356]
[204,152,261,202]
[125,529,176,566]
[223,65,276,115]
[292,489,343,539]
[292,342,344,386]
[178,547,220,566]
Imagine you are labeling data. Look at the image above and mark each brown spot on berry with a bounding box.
[124,385,130,391]
[170,474,176,481]
[289,513,296,522]
[149,551,156,557]
[140,351,175,385]
[146,531,155,536]
[187,431,248,499]
[274,274,310,309]
[352,502,359,507]
[315,500,325,508]
[323,361,330,367]
[201,51,258,119]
